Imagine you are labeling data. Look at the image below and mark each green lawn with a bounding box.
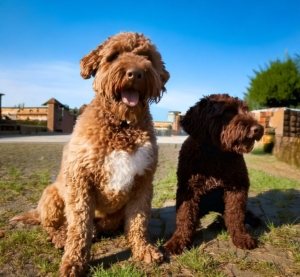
[0,143,299,277]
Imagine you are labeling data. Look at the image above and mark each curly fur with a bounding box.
[164,94,264,255]
[11,32,169,276]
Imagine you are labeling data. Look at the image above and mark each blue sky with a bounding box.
[1,0,299,121]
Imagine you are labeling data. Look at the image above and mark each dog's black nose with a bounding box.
[251,124,264,140]
[126,68,143,81]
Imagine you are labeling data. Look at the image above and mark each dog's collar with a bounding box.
[120,120,130,128]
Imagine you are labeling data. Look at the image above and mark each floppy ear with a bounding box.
[80,44,104,79]
[180,97,209,140]
[160,66,170,92]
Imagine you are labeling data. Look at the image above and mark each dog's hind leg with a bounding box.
[223,188,257,250]
[37,183,66,249]
[164,181,202,255]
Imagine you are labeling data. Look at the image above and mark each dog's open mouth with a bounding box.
[121,89,139,107]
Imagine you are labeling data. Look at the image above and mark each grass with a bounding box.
[219,252,283,276]
[248,167,300,192]
[216,222,300,276]
[177,247,226,277]
[90,262,145,277]
[0,143,300,276]
[217,229,229,241]
[153,169,177,207]
[0,227,61,276]
[0,167,51,204]
[259,223,300,273]
[238,261,282,276]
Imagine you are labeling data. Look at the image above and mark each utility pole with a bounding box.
[0,93,4,121]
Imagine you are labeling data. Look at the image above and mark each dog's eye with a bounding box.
[242,106,249,113]
[107,52,119,62]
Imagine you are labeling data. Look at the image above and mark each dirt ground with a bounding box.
[0,143,300,277]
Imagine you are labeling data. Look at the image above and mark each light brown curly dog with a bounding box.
[11,32,170,277]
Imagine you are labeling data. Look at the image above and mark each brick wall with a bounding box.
[274,136,300,168]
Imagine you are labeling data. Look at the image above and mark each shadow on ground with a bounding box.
[90,189,300,276]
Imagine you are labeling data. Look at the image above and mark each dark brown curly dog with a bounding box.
[164,94,264,255]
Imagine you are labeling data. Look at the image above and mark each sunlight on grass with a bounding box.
[152,170,177,208]
[218,251,284,276]
[90,262,145,277]
[258,223,300,275]
[248,167,300,192]
[177,247,226,277]
[30,170,51,186]
[9,167,22,179]
[0,227,61,276]
[250,147,268,155]
[217,229,229,241]
[1,143,300,277]
[241,261,280,276]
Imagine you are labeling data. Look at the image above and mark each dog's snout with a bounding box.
[251,124,264,140]
[126,68,143,81]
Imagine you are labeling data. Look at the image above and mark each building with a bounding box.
[43,98,74,133]
[153,111,186,136]
[1,98,75,133]
[153,121,172,136]
[251,107,300,137]
[2,106,48,121]
[251,107,300,167]
[1,95,187,136]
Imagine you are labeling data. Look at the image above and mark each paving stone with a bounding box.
[225,264,261,277]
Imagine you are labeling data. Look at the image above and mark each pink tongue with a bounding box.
[121,90,139,107]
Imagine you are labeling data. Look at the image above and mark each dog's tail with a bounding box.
[10,209,40,225]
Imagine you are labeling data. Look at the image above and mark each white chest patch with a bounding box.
[104,142,154,192]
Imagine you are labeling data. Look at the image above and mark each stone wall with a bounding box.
[273,135,300,168]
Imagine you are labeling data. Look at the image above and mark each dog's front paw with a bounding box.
[232,234,257,250]
[134,244,163,263]
[59,257,88,277]
[163,236,187,255]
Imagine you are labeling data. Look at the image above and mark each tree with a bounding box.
[244,57,300,110]
[69,107,78,115]
[17,103,25,109]
[295,53,300,73]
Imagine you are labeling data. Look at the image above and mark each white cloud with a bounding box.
[156,88,209,114]
[0,62,94,108]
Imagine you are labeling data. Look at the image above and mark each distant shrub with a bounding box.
[17,120,47,126]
